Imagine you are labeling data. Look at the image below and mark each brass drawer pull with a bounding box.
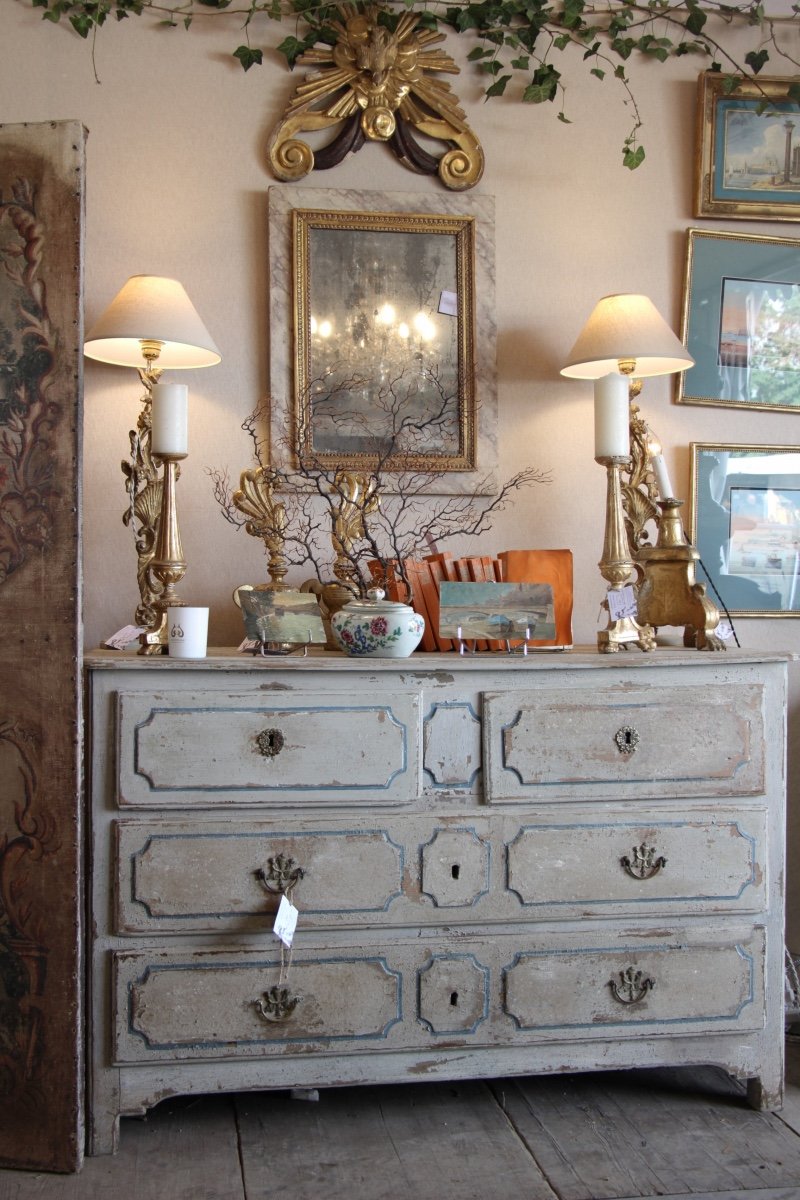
[256,853,305,895]
[256,727,284,757]
[609,966,655,1005]
[254,985,300,1023]
[614,726,639,756]
[621,844,667,880]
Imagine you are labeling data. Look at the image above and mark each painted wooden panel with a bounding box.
[117,690,421,806]
[0,120,85,1173]
[484,683,765,801]
[506,813,766,911]
[503,933,764,1033]
[423,700,482,788]
[86,654,787,1154]
[116,821,405,930]
[115,950,402,1059]
[420,827,490,907]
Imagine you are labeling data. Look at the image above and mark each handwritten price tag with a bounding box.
[273,895,298,948]
[607,585,638,621]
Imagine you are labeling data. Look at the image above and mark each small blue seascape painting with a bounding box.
[238,588,327,646]
[439,581,555,642]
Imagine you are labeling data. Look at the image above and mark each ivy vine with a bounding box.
[27,0,800,169]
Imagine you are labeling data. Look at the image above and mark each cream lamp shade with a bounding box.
[560,293,694,379]
[84,274,221,369]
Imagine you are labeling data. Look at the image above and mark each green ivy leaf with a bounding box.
[685,0,707,35]
[276,33,310,66]
[623,144,646,170]
[467,45,490,59]
[486,74,511,96]
[745,47,769,73]
[234,44,263,69]
[523,62,560,103]
[510,55,529,68]
[590,66,605,79]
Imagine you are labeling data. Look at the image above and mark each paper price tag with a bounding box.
[273,894,298,948]
[607,585,638,621]
[104,625,147,650]
[714,620,735,641]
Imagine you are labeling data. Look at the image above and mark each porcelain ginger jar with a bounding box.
[331,588,425,657]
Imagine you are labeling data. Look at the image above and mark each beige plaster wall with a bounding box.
[3,2,800,939]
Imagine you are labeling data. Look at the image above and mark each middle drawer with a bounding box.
[114,809,767,933]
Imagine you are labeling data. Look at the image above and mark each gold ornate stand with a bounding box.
[597,455,656,654]
[138,450,187,654]
[636,499,724,651]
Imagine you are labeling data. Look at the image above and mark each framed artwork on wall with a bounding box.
[268,186,498,495]
[695,72,800,222]
[292,206,476,474]
[690,441,800,617]
[676,227,800,413]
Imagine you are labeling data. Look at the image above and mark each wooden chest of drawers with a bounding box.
[85,648,787,1154]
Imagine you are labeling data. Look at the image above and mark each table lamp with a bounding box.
[84,275,220,651]
[561,293,694,652]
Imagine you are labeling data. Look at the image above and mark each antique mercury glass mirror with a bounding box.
[268,187,498,496]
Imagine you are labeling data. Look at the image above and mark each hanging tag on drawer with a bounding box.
[274,894,299,948]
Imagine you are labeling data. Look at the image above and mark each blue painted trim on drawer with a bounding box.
[416,952,490,1035]
[501,943,756,1031]
[504,819,759,906]
[418,826,490,909]
[422,701,482,789]
[126,956,403,1051]
[132,702,410,793]
[129,828,405,918]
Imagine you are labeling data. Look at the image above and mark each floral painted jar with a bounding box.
[331,588,425,658]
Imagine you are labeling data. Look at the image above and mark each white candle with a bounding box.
[650,453,674,500]
[150,383,188,456]
[593,373,629,459]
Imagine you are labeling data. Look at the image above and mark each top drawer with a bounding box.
[116,690,420,808]
[483,682,765,802]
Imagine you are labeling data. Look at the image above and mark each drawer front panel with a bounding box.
[112,926,764,1063]
[506,813,766,913]
[116,821,405,932]
[117,690,420,807]
[115,809,765,935]
[484,684,764,801]
[503,937,763,1032]
[115,951,402,1061]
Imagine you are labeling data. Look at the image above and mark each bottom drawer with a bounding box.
[112,926,765,1064]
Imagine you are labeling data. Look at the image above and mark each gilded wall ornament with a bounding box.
[268,5,484,191]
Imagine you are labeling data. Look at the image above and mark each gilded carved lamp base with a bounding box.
[636,500,725,651]
[597,456,656,655]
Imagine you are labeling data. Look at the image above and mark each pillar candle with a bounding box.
[593,373,629,459]
[150,383,188,456]
[650,453,674,500]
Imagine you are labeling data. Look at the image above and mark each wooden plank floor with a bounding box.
[3,1049,800,1199]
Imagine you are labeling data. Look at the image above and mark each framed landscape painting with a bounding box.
[690,441,800,616]
[677,228,800,413]
[695,72,800,221]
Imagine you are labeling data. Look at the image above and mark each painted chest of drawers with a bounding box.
[85,648,787,1153]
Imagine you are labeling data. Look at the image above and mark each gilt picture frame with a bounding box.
[690,441,800,617]
[268,187,498,495]
[695,71,800,222]
[676,227,800,413]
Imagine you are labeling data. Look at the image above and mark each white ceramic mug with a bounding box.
[168,606,209,658]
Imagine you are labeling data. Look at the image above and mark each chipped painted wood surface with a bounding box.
[0,120,85,1173]
[86,651,788,1155]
